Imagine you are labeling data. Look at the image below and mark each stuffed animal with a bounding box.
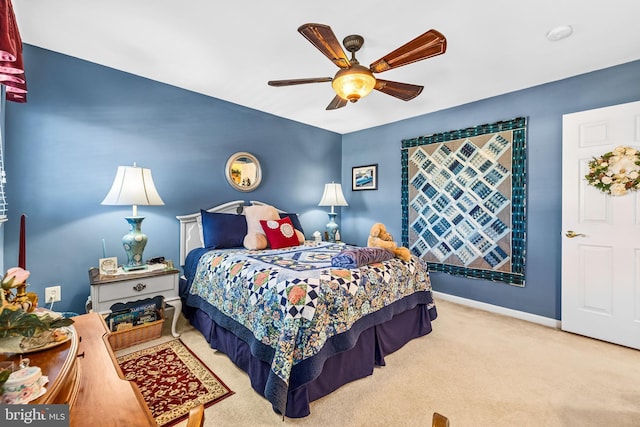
[367,223,411,261]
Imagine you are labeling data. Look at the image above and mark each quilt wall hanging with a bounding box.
[401,117,527,286]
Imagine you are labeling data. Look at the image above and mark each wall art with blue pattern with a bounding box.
[401,117,527,286]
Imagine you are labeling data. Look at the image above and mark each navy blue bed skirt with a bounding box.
[185,301,437,418]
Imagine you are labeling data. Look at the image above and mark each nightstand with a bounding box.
[89,263,182,337]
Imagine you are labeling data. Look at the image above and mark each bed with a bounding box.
[177,200,437,418]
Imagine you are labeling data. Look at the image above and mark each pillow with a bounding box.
[279,212,305,243]
[243,204,280,250]
[200,210,247,249]
[279,213,305,235]
[260,217,300,249]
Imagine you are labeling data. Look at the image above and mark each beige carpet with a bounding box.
[123,298,640,427]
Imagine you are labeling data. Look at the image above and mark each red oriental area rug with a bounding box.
[117,339,234,426]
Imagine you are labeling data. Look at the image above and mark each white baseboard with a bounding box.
[433,291,561,329]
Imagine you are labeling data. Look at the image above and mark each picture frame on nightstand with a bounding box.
[99,257,118,275]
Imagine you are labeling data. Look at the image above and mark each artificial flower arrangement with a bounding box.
[1,266,37,313]
[585,145,640,196]
[0,267,73,339]
[0,267,74,392]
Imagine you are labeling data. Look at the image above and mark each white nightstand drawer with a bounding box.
[90,265,182,337]
[97,274,177,307]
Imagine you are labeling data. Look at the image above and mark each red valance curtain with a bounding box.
[0,0,26,102]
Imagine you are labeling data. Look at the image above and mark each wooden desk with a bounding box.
[71,312,156,426]
[27,322,79,406]
[23,312,156,426]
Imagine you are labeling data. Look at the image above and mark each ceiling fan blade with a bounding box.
[369,29,447,73]
[268,77,332,87]
[374,79,424,101]
[298,23,351,69]
[326,95,348,110]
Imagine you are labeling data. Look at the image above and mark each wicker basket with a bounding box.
[107,316,164,351]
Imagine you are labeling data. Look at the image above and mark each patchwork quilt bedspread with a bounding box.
[185,241,433,411]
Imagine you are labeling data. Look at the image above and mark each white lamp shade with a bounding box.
[318,182,348,207]
[101,165,164,207]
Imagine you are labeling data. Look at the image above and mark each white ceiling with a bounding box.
[12,0,640,134]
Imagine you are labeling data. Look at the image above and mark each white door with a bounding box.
[562,100,640,349]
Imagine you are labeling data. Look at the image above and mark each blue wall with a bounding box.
[4,45,342,313]
[341,60,640,320]
[4,44,640,319]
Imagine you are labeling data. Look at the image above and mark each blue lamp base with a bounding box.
[325,212,339,243]
[122,217,148,271]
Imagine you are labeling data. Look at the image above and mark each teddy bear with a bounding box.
[367,223,411,261]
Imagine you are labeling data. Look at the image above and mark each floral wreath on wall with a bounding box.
[585,146,640,196]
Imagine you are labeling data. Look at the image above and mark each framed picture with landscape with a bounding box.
[352,164,378,191]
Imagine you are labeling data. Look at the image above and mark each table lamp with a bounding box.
[318,182,348,242]
[101,163,164,271]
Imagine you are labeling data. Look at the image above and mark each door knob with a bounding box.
[565,230,586,238]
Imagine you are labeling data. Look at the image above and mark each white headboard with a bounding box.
[176,200,284,266]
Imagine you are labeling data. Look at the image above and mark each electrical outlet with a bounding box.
[45,285,61,303]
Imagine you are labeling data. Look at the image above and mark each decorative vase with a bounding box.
[122,217,147,271]
[325,213,338,243]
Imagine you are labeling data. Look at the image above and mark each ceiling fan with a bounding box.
[268,23,447,110]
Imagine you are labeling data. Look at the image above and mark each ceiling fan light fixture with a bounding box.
[270,24,447,110]
[331,64,376,102]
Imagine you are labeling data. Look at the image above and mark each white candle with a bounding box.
[102,238,107,258]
